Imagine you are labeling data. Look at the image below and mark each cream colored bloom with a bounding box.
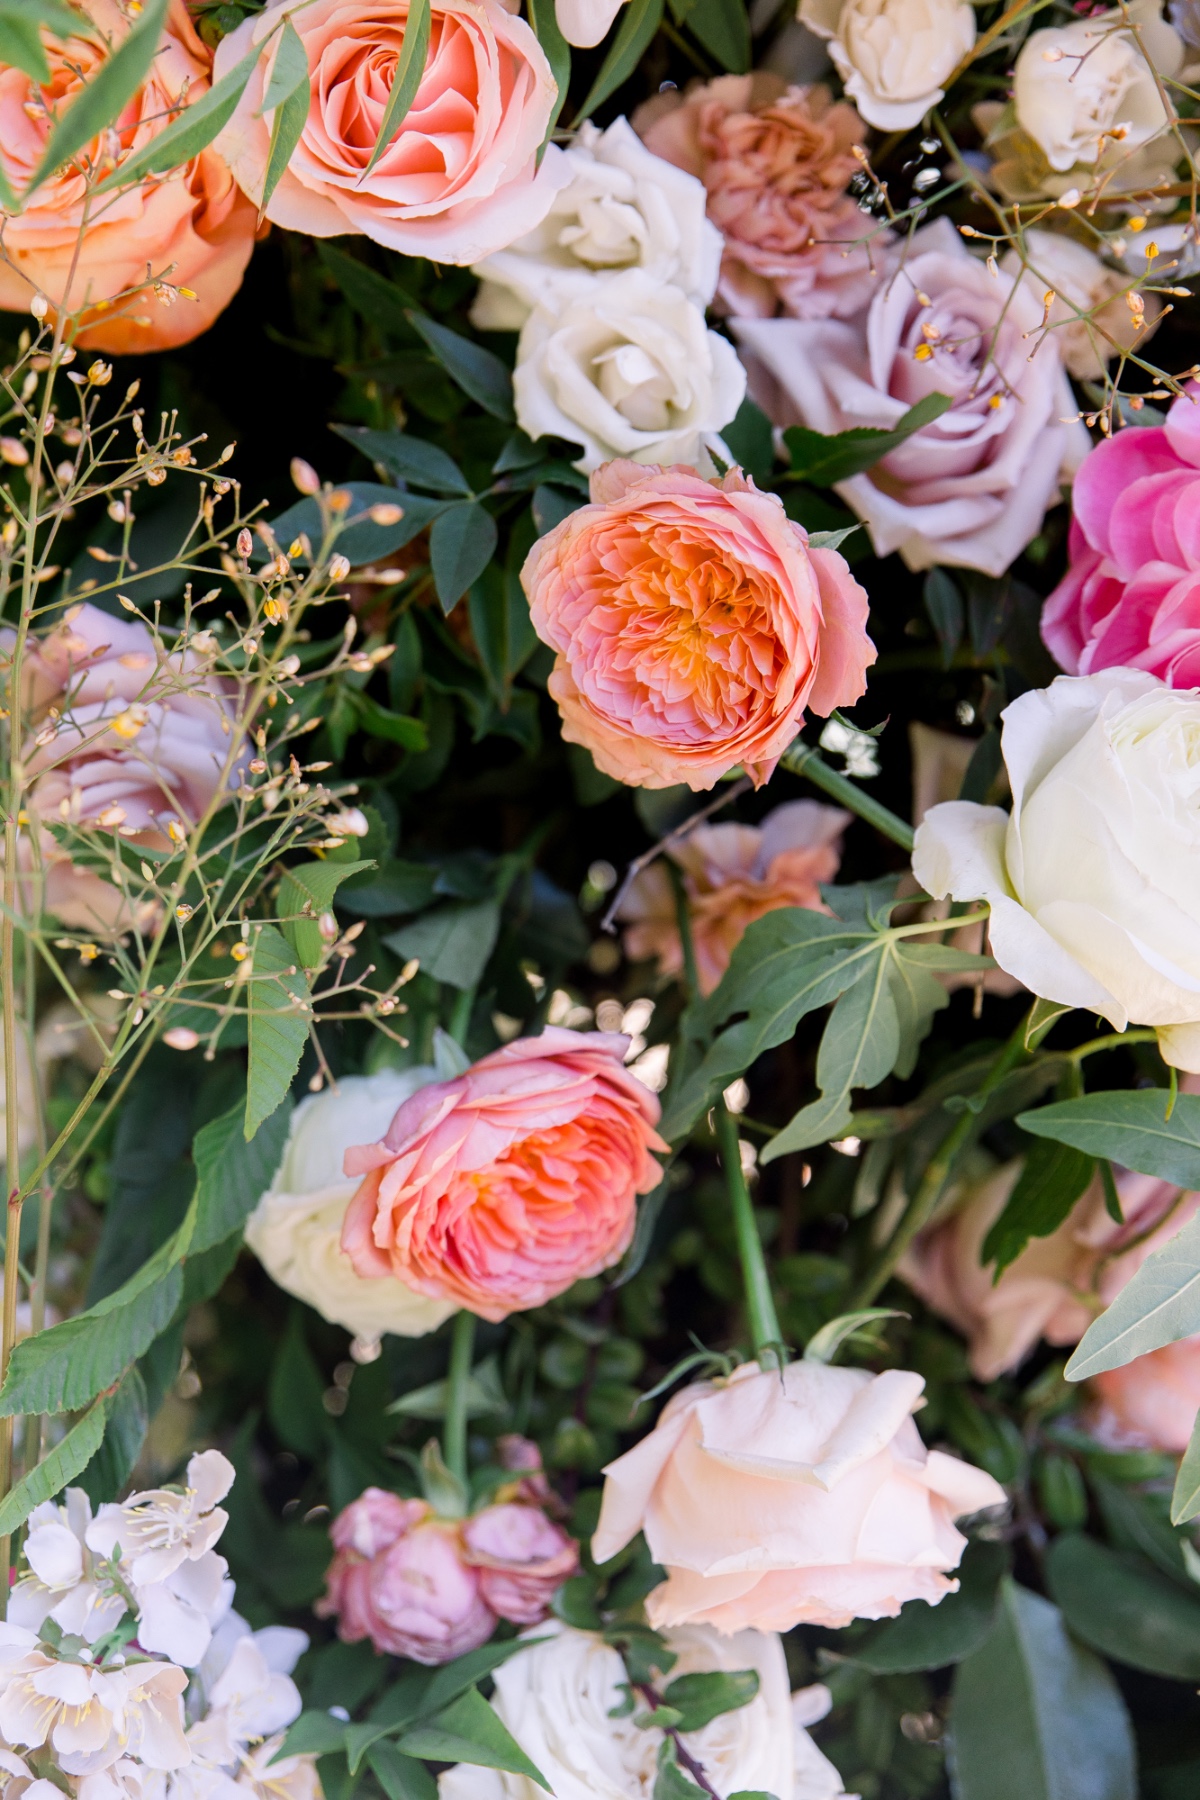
[472,118,720,330]
[87,1451,234,1587]
[513,270,745,473]
[1013,1,1183,171]
[10,1491,126,1646]
[0,1627,190,1777]
[438,1621,852,1800]
[798,0,975,130]
[244,1070,454,1348]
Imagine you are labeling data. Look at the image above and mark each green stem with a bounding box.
[666,861,701,998]
[780,744,915,853]
[850,1009,1032,1308]
[443,1308,476,1488]
[448,984,475,1050]
[714,1100,783,1368]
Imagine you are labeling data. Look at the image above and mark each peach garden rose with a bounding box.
[341,1028,665,1319]
[215,0,569,267]
[0,0,259,353]
[521,460,875,792]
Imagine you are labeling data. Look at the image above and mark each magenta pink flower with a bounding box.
[1043,388,1200,682]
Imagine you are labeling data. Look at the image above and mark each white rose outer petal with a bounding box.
[800,0,975,130]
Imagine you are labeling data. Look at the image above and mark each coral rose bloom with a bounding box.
[341,1028,666,1319]
[593,1361,1006,1632]
[215,0,567,266]
[521,461,875,792]
[1090,1340,1200,1453]
[0,1,258,354]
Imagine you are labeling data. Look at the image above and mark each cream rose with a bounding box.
[471,118,721,330]
[437,1621,851,1800]
[593,1360,1005,1632]
[1001,228,1161,381]
[912,670,1200,1072]
[1014,1,1183,173]
[513,269,745,473]
[244,1070,454,1349]
[555,0,629,46]
[798,0,975,130]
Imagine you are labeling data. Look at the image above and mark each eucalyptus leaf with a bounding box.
[363,0,431,177]
[1174,1410,1200,1525]
[92,36,261,195]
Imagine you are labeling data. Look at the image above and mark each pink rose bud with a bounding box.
[462,1502,579,1625]
[318,1497,494,1665]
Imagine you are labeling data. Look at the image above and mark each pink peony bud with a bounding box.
[462,1502,579,1625]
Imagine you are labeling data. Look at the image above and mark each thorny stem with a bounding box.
[443,1307,476,1490]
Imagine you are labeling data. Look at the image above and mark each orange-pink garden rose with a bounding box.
[521,461,875,792]
[1089,1340,1200,1454]
[0,1,259,354]
[618,799,848,995]
[593,1360,1006,1632]
[341,1028,666,1320]
[215,0,568,267]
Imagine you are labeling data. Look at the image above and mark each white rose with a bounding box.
[1014,0,1183,171]
[513,269,746,473]
[912,670,1200,1072]
[798,0,975,129]
[244,1069,454,1348]
[437,1620,852,1800]
[555,0,627,46]
[472,118,721,330]
[1002,227,1160,380]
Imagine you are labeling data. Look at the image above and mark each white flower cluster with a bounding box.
[0,1453,317,1800]
[471,118,745,474]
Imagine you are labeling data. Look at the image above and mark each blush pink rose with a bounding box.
[1042,387,1200,683]
[341,1028,666,1320]
[734,218,1090,577]
[521,460,875,792]
[592,1360,1006,1633]
[618,800,848,995]
[8,604,245,932]
[1089,1340,1200,1453]
[0,1,258,354]
[635,75,891,322]
[215,0,568,267]
[461,1502,579,1623]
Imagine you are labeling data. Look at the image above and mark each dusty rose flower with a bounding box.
[1042,387,1200,684]
[735,218,1090,577]
[9,604,244,932]
[635,75,891,321]
[215,0,568,267]
[1090,1340,1200,1453]
[521,461,875,792]
[342,1028,665,1320]
[618,800,848,995]
[593,1360,1006,1632]
[0,1,257,354]
[462,1503,579,1623]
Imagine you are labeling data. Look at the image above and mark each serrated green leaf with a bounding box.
[407,313,514,421]
[363,0,431,177]
[28,0,169,195]
[77,1367,148,1506]
[1046,1534,1200,1681]
[92,36,260,195]
[278,858,374,970]
[573,0,665,124]
[784,392,953,487]
[246,924,311,1140]
[384,898,500,990]
[193,1095,293,1251]
[982,1138,1097,1277]
[949,1579,1136,1800]
[396,1689,549,1788]
[430,503,499,613]
[0,1393,109,1534]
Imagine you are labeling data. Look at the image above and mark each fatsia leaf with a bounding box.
[27,0,169,195]
[91,37,260,195]
[246,924,311,1140]
[0,1393,110,1534]
[1045,1534,1200,1681]
[277,858,374,970]
[949,1579,1136,1800]
[1064,1209,1200,1380]
[363,0,431,178]
[1017,1090,1200,1187]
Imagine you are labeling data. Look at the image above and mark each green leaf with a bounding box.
[1046,1534,1200,1681]
[319,244,416,337]
[276,1713,351,1761]
[660,1670,758,1733]
[1175,1411,1200,1525]
[654,1738,704,1800]
[261,13,309,111]
[949,1579,1136,1800]
[270,481,447,567]
[363,0,431,177]
[193,1093,293,1252]
[384,898,501,990]
[923,568,963,668]
[367,1746,437,1800]
[386,1361,507,1421]
[721,397,774,485]
[573,0,665,124]
[1090,1474,1188,1581]
[1065,1208,1200,1380]
[527,0,570,142]
[430,503,499,613]
[278,858,374,971]
[92,35,260,195]
[0,1393,109,1534]
[853,1540,1008,1674]
[803,1307,905,1365]
[0,1208,194,1416]
[0,2,86,85]
[268,1310,327,1460]
[28,0,169,195]
[981,1139,1097,1277]
[678,0,749,70]
[78,1367,148,1505]
[407,313,514,421]
[340,859,439,918]
[353,693,428,751]
[784,392,953,487]
[396,1689,550,1789]
[420,1638,553,1718]
[332,426,471,497]
[1018,1090,1200,1186]
[260,77,309,214]
[1024,997,1073,1051]
[246,924,311,1140]
[468,556,538,705]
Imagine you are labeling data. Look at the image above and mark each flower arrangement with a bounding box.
[1,1,1200,1797]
